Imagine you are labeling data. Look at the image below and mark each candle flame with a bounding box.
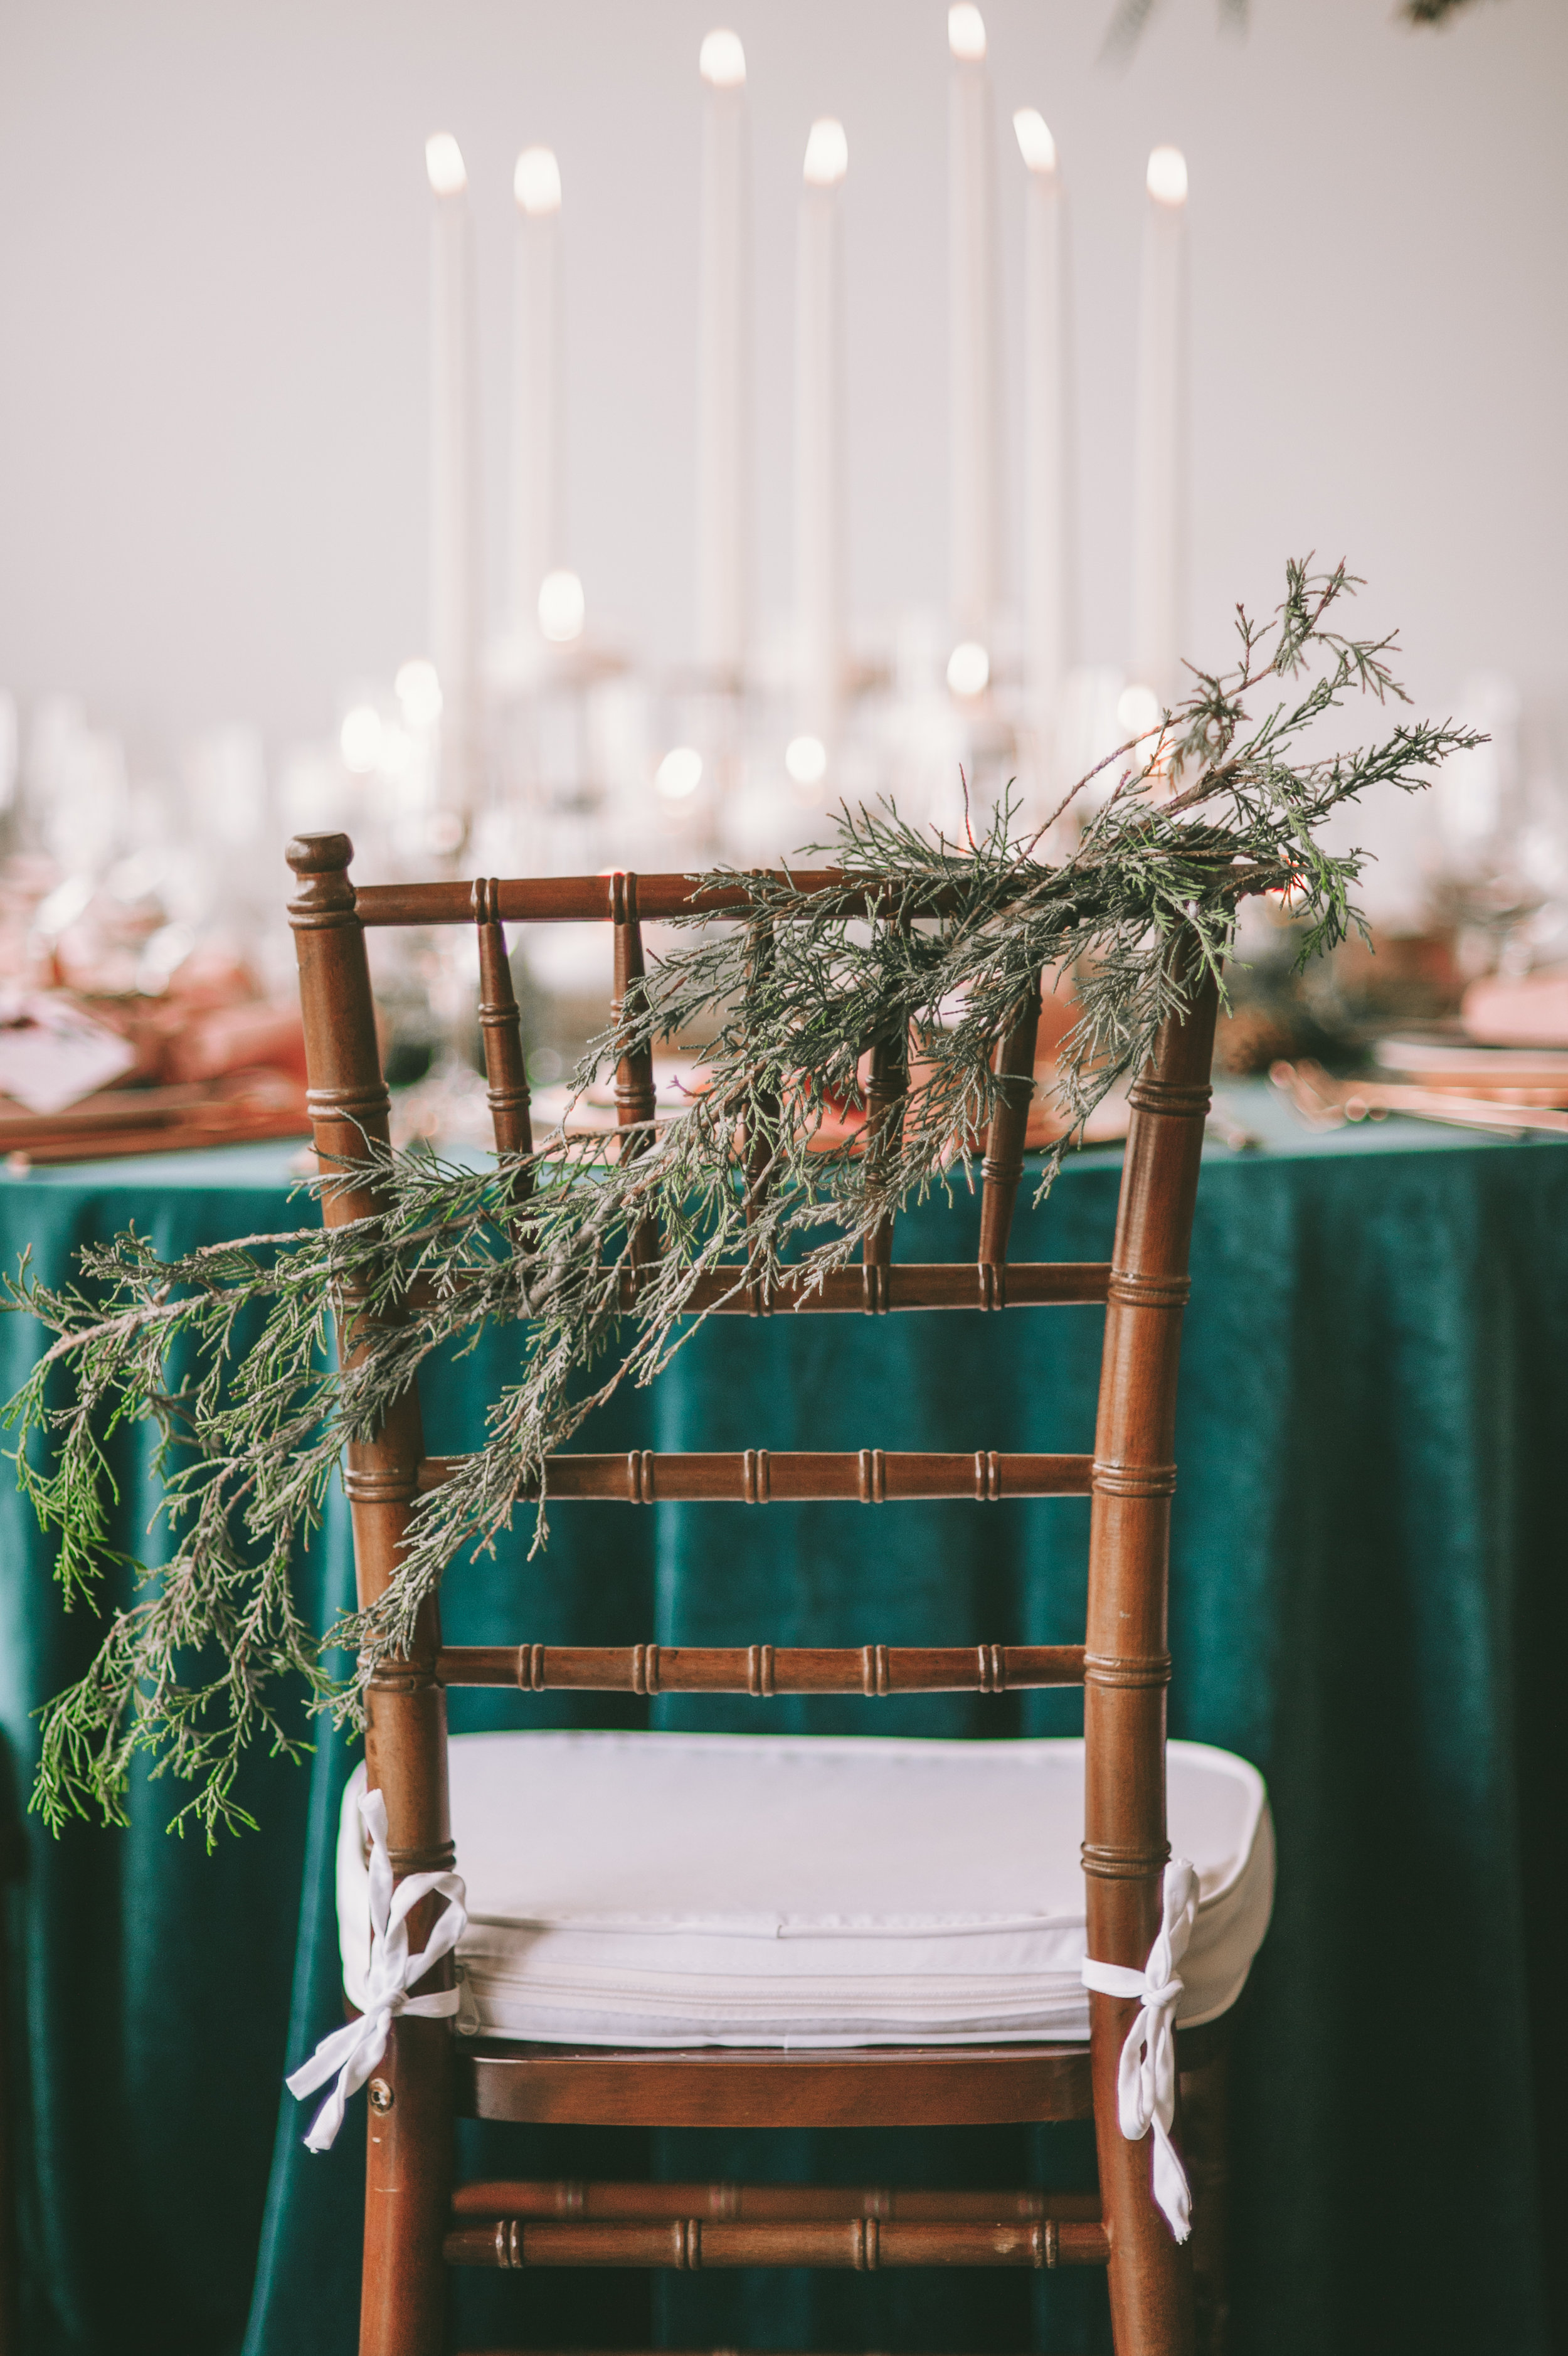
[395,660,443,728]
[699,28,746,87]
[803,118,849,188]
[785,735,829,787]
[1013,109,1056,175]
[1146,146,1188,206]
[425,132,467,196]
[1118,684,1160,736]
[948,5,987,61]
[514,146,562,215]
[946,642,990,699]
[538,570,585,644]
[339,705,383,775]
[656,746,704,800]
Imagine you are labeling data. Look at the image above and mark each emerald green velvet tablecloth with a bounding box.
[0,1088,1559,2355]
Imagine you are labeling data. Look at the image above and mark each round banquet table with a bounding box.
[0,1085,1560,2356]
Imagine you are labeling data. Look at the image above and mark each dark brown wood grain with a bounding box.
[416,1447,1091,1505]
[667,1258,1112,1312]
[471,878,533,1165]
[610,871,659,1277]
[290,836,1225,2356]
[739,907,780,1313]
[443,2214,1110,2269]
[288,833,456,2356]
[354,869,926,928]
[455,2042,1095,2129]
[977,976,1043,1288]
[450,2180,1104,2223]
[861,996,909,1291]
[436,1641,1085,1694]
[1082,950,1219,2356]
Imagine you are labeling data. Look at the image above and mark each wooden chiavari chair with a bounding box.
[285,832,1269,2356]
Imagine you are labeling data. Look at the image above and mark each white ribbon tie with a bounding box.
[286,1786,467,2153]
[1080,1856,1199,2242]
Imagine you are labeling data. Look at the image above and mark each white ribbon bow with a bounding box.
[1080,1856,1199,2242]
[286,1786,468,2153]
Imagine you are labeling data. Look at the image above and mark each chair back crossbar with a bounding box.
[286,834,1221,2356]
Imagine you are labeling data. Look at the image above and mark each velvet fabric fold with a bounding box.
[0,1099,1559,2354]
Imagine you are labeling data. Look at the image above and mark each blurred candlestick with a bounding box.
[948,4,997,659]
[426,130,483,819]
[1131,145,1189,706]
[696,28,750,682]
[511,146,566,647]
[1015,109,1070,728]
[795,118,849,736]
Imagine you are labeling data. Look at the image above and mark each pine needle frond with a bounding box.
[3,563,1482,1839]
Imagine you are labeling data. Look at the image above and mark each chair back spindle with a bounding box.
[740,911,779,1315]
[610,872,659,1281]
[861,1035,909,1315]
[977,977,1044,1307]
[472,879,533,1165]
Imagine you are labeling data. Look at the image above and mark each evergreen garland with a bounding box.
[4,562,1480,1840]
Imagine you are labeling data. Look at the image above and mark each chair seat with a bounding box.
[338,1733,1273,2049]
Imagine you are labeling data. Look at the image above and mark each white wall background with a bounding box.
[0,0,1563,761]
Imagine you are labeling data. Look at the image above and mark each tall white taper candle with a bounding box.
[426,132,483,817]
[511,146,565,645]
[948,4,998,655]
[1014,109,1071,726]
[696,28,750,681]
[1131,146,1189,705]
[795,118,849,735]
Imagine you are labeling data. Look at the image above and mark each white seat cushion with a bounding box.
[338,1732,1274,2048]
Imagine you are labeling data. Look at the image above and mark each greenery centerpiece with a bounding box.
[5,563,1478,1842]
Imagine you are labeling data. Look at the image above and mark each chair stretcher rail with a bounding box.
[670,1262,1111,1313]
[416,1449,1092,1504]
[443,2214,1109,2270]
[434,1642,1086,1694]
[450,2179,1104,2224]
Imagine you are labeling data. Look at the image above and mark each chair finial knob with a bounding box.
[287,831,355,876]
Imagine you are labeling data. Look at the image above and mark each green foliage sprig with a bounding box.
[5,562,1480,1841]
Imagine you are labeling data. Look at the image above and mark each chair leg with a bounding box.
[359,2014,453,2356]
[1178,2024,1232,2356]
[1090,1990,1195,2356]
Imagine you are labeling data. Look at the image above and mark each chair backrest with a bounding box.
[286,820,1217,2009]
